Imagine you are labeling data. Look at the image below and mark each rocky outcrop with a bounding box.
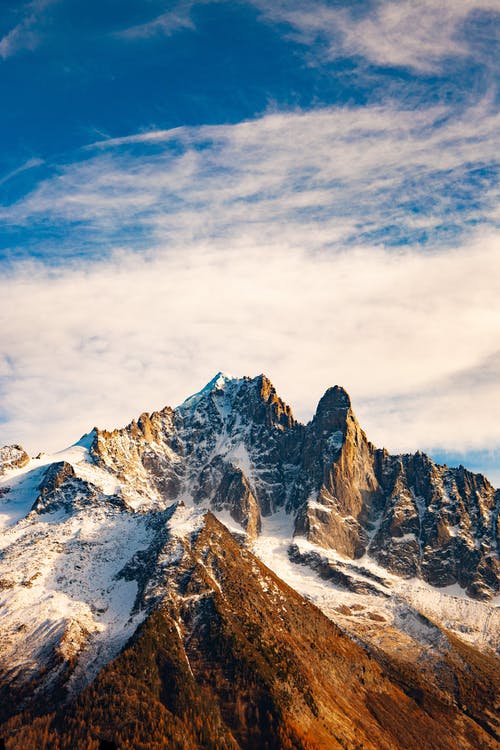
[31,461,122,515]
[291,386,384,558]
[369,452,500,599]
[0,444,29,476]
[211,464,261,539]
[90,407,183,507]
[288,544,389,596]
[294,489,370,558]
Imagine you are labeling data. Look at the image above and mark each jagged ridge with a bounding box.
[88,373,500,599]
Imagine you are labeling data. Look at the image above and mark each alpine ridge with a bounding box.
[88,372,500,600]
[0,373,498,749]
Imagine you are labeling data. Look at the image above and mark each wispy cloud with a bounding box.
[3,99,499,254]
[0,157,44,187]
[117,1,198,39]
[85,129,182,150]
[0,0,56,60]
[253,0,500,72]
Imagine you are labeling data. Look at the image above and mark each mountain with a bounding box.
[0,373,498,749]
[89,372,500,599]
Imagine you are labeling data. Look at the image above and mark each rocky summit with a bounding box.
[0,373,498,749]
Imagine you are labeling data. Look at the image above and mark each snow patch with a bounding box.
[177,372,240,411]
[168,504,207,539]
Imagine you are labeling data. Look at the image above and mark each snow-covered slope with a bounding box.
[253,510,499,652]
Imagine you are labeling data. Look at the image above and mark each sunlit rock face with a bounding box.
[291,385,383,559]
[0,444,30,476]
[90,372,304,517]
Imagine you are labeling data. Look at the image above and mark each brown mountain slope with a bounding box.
[2,512,497,750]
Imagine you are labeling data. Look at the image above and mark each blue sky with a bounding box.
[1,0,499,483]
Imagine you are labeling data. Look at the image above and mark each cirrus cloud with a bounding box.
[252,0,500,73]
[2,98,499,258]
[0,0,57,60]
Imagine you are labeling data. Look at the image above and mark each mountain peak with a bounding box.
[310,385,352,433]
[319,385,351,410]
[199,371,239,393]
[177,371,240,410]
[209,370,237,388]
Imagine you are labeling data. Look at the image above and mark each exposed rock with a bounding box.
[90,406,183,508]
[288,544,389,596]
[294,490,369,559]
[291,386,384,558]
[31,461,121,514]
[369,451,500,598]
[0,445,29,476]
[211,464,261,538]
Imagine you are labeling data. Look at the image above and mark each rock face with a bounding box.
[211,463,261,538]
[31,462,92,515]
[291,387,382,558]
[0,445,29,476]
[370,451,500,599]
[84,373,500,599]
[90,372,303,516]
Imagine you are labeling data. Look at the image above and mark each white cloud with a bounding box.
[0,0,56,60]
[0,157,44,187]
[253,0,500,72]
[117,1,198,39]
[3,99,499,249]
[358,349,500,453]
[0,18,38,60]
[1,232,499,473]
